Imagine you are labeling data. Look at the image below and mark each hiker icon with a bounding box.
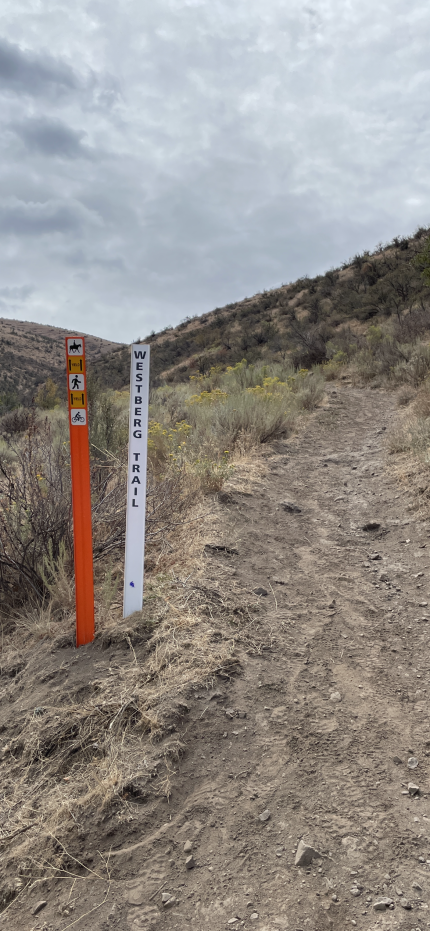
[68,339,82,354]
[71,374,82,390]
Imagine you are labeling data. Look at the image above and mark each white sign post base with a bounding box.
[123,344,150,618]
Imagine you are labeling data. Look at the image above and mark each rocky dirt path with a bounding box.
[18,385,430,931]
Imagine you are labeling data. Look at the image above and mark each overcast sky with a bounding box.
[0,0,429,343]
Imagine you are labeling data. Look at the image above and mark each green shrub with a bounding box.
[87,379,129,458]
[34,378,61,410]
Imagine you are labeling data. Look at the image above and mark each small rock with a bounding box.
[183,840,192,853]
[185,855,195,870]
[351,887,361,897]
[332,894,338,902]
[32,901,48,916]
[254,587,268,596]
[330,691,342,702]
[412,881,422,891]
[379,573,389,582]
[419,601,428,607]
[400,898,411,909]
[408,757,419,769]
[225,709,235,719]
[259,810,271,822]
[236,711,247,718]
[250,914,259,921]
[127,886,145,906]
[408,783,420,796]
[395,887,403,896]
[227,919,239,925]
[281,502,301,513]
[295,839,322,867]
[369,552,382,560]
[373,897,393,911]
[362,521,381,531]
[392,756,403,765]
[161,893,176,907]
[418,855,426,862]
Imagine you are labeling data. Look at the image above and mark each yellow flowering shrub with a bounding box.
[247,376,292,400]
[188,388,228,405]
[286,369,309,391]
[147,419,193,470]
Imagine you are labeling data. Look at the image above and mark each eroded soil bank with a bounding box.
[4,384,430,931]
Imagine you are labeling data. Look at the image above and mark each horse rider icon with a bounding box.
[69,340,82,353]
[71,374,82,390]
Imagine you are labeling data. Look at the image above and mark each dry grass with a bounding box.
[386,381,430,456]
[0,498,263,889]
[385,381,430,517]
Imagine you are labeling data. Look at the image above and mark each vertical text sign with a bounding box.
[65,336,95,646]
[123,344,150,618]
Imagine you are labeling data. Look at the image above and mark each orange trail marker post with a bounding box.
[65,336,95,646]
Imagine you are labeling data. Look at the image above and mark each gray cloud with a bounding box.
[12,117,93,159]
[0,284,33,300]
[0,38,78,97]
[0,199,102,236]
[0,1,429,340]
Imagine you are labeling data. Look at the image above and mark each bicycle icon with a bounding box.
[71,410,86,424]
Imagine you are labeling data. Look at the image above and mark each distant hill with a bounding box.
[93,225,430,390]
[0,318,124,408]
[4,224,430,405]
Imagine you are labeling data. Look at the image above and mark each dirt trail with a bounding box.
[8,385,430,930]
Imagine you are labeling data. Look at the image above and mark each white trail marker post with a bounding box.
[123,344,150,618]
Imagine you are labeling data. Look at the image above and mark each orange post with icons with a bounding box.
[65,336,95,646]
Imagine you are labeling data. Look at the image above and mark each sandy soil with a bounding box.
[4,384,430,931]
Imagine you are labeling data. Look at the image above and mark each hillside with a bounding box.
[0,318,123,409]
[91,225,430,389]
[3,227,430,405]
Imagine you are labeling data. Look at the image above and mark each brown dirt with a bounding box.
[3,384,430,930]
